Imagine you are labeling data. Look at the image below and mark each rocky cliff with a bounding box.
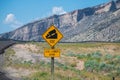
[0,0,120,42]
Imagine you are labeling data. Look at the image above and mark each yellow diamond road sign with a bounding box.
[42,25,63,47]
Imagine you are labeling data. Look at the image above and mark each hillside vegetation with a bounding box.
[3,42,120,80]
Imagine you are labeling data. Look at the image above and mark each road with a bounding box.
[0,39,16,80]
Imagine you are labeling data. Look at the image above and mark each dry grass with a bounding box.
[4,42,120,80]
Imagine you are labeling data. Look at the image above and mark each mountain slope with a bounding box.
[0,0,120,42]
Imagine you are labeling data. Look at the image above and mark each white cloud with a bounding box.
[52,6,66,15]
[5,13,15,23]
[4,13,23,28]
[31,7,66,21]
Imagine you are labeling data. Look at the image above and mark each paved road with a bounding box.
[0,39,16,54]
[0,39,16,80]
[0,72,12,80]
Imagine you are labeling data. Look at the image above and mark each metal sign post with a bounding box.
[113,77,115,80]
[42,25,63,80]
[51,46,54,80]
[51,57,54,80]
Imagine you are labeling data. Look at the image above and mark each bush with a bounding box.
[66,52,76,57]
[116,56,120,63]
[29,72,50,80]
[104,54,113,60]
[99,62,114,72]
[116,67,120,76]
[85,60,99,72]
[99,62,106,70]
[39,61,45,66]
[85,60,115,73]
[91,51,102,58]
[5,48,15,56]
[77,54,87,59]
[70,62,77,67]
[24,60,33,65]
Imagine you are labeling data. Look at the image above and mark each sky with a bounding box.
[0,0,110,34]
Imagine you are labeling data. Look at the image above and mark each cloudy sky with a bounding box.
[0,0,110,34]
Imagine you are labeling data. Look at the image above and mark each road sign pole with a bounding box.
[113,77,115,80]
[42,25,63,80]
[51,46,54,80]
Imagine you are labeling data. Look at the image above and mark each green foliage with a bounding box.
[24,60,33,64]
[91,51,102,58]
[65,51,76,57]
[77,51,102,62]
[99,63,114,72]
[116,55,120,61]
[4,48,16,66]
[55,62,68,70]
[77,54,87,59]
[85,60,99,72]
[99,62,106,70]
[70,62,77,67]
[5,48,15,56]
[22,60,33,67]
[104,54,113,60]
[4,42,120,80]
[85,59,116,74]
[27,72,50,80]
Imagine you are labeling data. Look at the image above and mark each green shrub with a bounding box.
[39,61,45,66]
[99,62,106,70]
[85,60,99,72]
[29,72,50,80]
[104,54,113,60]
[5,48,15,57]
[66,52,76,57]
[116,56,120,62]
[70,62,77,67]
[77,54,87,59]
[24,60,33,64]
[99,62,114,72]
[91,51,102,58]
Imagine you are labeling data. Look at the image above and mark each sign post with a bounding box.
[42,25,63,80]
[51,46,54,80]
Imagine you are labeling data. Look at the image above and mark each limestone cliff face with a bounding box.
[1,0,120,42]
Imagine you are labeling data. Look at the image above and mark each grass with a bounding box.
[4,42,120,80]
[4,47,15,56]
[4,47,16,66]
